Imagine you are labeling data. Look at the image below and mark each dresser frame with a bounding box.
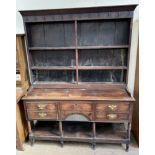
[20,5,137,151]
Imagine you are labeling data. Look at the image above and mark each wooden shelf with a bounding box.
[32,121,60,138]
[29,47,76,50]
[63,122,92,140]
[96,123,127,143]
[31,121,127,143]
[29,45,128,51]
[78,66,127,70]
[31,66,76,70]
[31,66,127,71]
[77,45,129,49]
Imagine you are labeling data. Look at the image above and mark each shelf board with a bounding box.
[96,123,127,142]
[29,45,128,51]
[63,122,92,139]
[31,66,76,70]
[31,66,127,70]
[33,81,77,85]
[78,66,127,70]
[77,45,129,49]
[29,47,76,50]
[32,121,60,138]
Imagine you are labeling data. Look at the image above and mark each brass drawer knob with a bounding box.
[38,104,46,110]
[108,105,117,111]
[38,113,47,117]
[107,114,117,120]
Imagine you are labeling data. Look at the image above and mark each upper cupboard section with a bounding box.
[26,19,130,47]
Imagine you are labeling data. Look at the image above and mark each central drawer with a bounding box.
[61,101,92,112]
[61,101,93,121]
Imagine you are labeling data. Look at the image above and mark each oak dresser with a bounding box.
[20,5,137,151]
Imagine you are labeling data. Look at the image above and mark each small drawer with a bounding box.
[61,102,92,112]
[26,102,57,111]
[61,111,93,121]
[95,112,128,121]
[96,102,129,113]
[27,111,58,120]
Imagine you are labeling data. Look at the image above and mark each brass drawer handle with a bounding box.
[107,114,117,120]
[37,104,46,110]
[38,113,47,118]
[108,105,117,111]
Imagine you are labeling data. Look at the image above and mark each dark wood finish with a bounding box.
[23,87,134,101]
[26,102,57,111]
[78,66,127,70]
[77,45,129,49]
[61,102,92,111]
[96,102,129,112]
[95,113,129,121]
[27,111,58,120]
[20,5,137,151]
[31,66,76,70]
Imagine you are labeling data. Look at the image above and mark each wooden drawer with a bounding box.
[26,102,57,111]
[96,102,129,113]
[61,102,92,112]
[61,111,93,121]
[27,111,58,120]
[95,112,128,121]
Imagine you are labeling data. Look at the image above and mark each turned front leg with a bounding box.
[92,122,96,150]
[59,121,64,147]
[27,120,35,146]
[126,122,131,152]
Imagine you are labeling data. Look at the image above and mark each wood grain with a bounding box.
[16,35,29,89]
[20,5,136,150]
[16,87,28,151]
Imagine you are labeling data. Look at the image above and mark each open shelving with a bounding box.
[32,121,128,144]
[26,19,130,84]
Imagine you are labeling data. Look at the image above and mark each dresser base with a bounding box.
[23,86,133,152]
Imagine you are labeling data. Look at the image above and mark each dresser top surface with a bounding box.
[23,85,134,101]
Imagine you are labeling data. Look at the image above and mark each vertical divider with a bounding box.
[58,102,64,147]
[74,20,79,84]
[36,70,39,81]
[92,102,96,149]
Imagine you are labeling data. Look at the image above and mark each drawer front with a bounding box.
[96,102,129,113]
[26,102,57,111]
[27,111,58,120]
[96,112,128,121]
[61,102,92,112]
[61,111,93,121]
